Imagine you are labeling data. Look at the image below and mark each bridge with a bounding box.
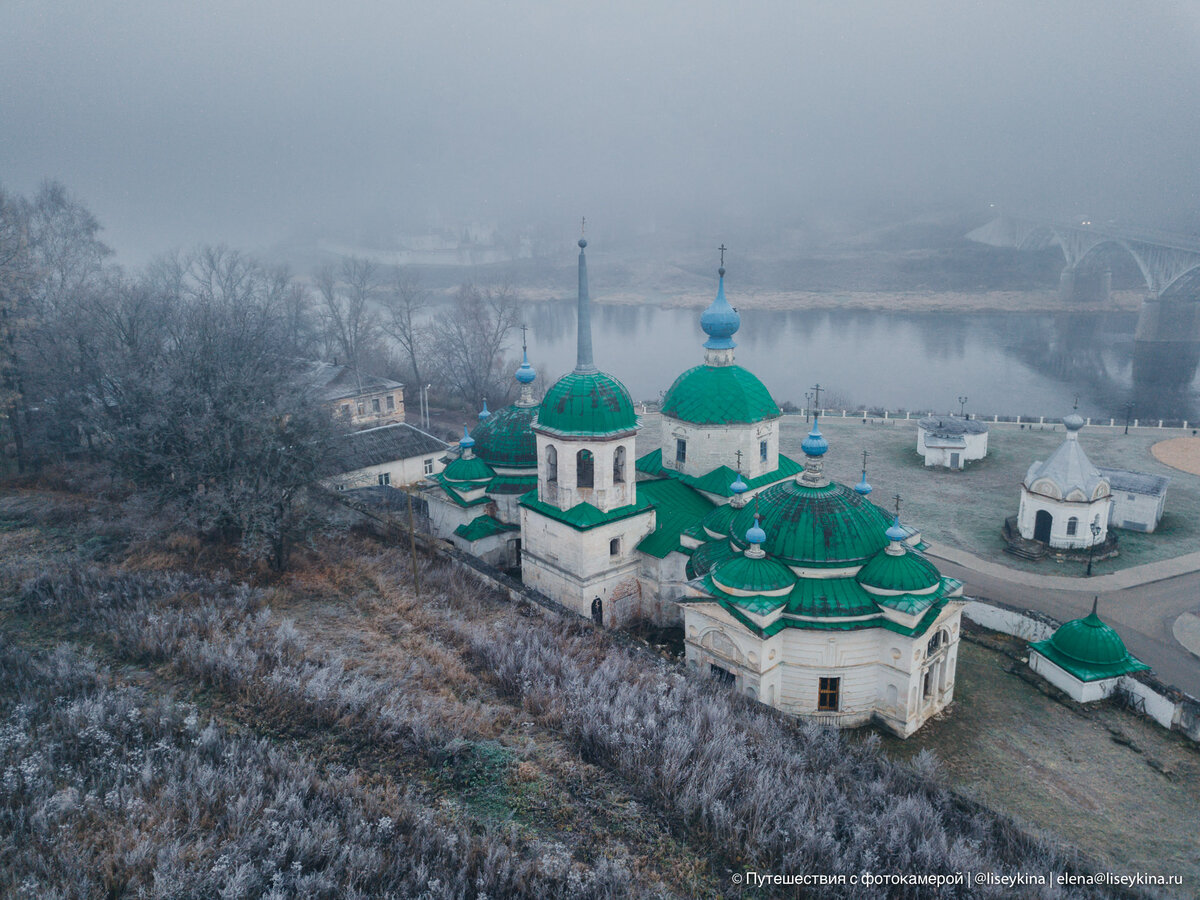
[967,216,1200,393]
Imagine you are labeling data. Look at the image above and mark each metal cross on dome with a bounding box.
[580,216,585,237]
[734,448,743,472]
[520,323,528,353]
[719,243,727,266]
[893,494,902,517]
[810,383,823,410]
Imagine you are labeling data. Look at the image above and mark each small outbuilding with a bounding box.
[1097,468,1170,533]
[1028,600,1149,702]
[916,416,988,469]
[1017,414,1111,550]
[330,422,449,490]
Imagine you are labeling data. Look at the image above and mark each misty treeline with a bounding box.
[13,548,1128,899]
[0,180,521,568]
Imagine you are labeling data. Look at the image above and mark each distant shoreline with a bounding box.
[516,287,1146,314]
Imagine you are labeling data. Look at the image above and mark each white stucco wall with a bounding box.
[536,433,638,512]
[331,452,443,490]
[1017,488,1111,548]
[1028,651,1115,702]
[917,428,987,469]
[660,416,779,481]
[1109,490,1166,533]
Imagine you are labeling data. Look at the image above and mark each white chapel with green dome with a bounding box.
[424,236,966,735]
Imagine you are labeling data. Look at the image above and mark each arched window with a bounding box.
[577,449,594,488]
[613,446,626,483]
[1066,516,1078,536]
[546,446,557,482]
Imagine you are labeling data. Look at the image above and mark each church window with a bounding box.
[577,449,594,488]
[357,401,365,416]
[377,472,391,486]
[927,630,944,655]
[676,439,687,465]
[610,537,621,556]
[546,446,558,482]
[760,440,768,462]
[423,458,434,475]
[1066,516,1078,536]
[372,398,381,413]
[818,677,840,711]
[386,395,395,411]
[709,663,735,686]
[613,446,626,483]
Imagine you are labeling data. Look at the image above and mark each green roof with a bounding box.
[686,538,738,579]
[520,490,652,531]
[636,449,803,497]
[454,514,518,542]
[487,474,538,494]
[661,364,781,425]
[857,548,941,593]
[712,554,795,595]
[1029,612,1150,682]
[785,576,880,618]
[536,371,638,437]
[473,404,538,468]
[725,479,892,567]
[635,479,715,559]
[430,476,492,508]
[442,455,496,483]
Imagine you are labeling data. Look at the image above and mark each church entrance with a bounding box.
[591,596,603,626]
[1034,509,1053,543]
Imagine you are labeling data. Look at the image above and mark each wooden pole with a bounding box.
[406,485,420,597]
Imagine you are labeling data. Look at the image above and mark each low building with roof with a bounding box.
[306,361,406,430]
[1016,414,1112,550]
[1028,599,1149,702]
[329,422,448,490]
[1096,467,1170,533]
[916,415,988,469]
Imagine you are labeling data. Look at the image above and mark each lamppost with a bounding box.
[804,391,813,423]
[1124,401,1133,435]
[958,395,968,418]
[1086,520,1101,576]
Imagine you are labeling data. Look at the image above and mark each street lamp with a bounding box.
[958,396,968,418]
[1086,520,1102,576]
[804,391,813,423]
[1124,401,1133,435]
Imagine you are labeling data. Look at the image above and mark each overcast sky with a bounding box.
[3,1,1199,264]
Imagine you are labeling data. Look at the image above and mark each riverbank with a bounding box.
[518,287,1146,314]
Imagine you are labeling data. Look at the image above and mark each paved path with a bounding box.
[926,544,1200,698]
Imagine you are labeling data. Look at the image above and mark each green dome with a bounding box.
[661,365,781,425]
[712,554,795,596]
[857,548,940,594]
[442,455,495,483]
[728,480,891,567]
[1049,612,1135,666]
[700,502,739,538]
[536,371,638,437]
[687,539,737,580]
[473,403,537,468]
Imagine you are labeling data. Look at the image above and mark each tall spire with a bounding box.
[575,223,597,375]
[514,323,537,407]
[700,244,740,367]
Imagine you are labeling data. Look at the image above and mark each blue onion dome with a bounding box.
[746,513,767,547]
[515,349,536,385]
[801,420,828,457]
[885,516,907,542]
[478,400,491,421]
[459,426,475,450]
[731,473,748,495]
[854,473,872,495]
[578,237,587,249]
[699,269,740,350]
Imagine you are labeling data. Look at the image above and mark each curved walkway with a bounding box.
[926,544,1200,592]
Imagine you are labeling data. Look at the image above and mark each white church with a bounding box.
[424,238,964,737]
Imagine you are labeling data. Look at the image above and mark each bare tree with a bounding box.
[429,283,520,408]
[379,265,428,390]
[315,256,383,382]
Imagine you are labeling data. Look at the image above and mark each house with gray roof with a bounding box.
[1097,468,1170,533]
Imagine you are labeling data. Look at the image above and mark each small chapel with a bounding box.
[423,237,965,736]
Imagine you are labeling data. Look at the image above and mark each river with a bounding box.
[521,302,1200,422]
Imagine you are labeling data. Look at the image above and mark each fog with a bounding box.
[3,1,1200,264]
